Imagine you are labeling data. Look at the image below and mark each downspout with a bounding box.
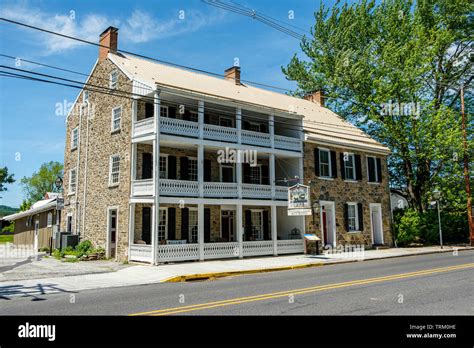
[75,104,83,238]
[81,102,90,240]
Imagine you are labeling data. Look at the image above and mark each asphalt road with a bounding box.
[1,250,473,315]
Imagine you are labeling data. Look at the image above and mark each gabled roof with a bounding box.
[108,53,390,154]
[3,198,57,221]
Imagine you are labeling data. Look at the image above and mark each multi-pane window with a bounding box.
[188,158,198,181]
[112,107,121,132]
[367,156,378,182]
[160,106,169,117]
[109,70,118,89]
[109,155,120,186]
[249,122,260,132]
[319,149,331,177]
[219,117,233,127]
[158,209,167,242]
[251,211,263,240]
[159,156,167,179]
[189,209,198,243]
[47,212,53,227]
[71,127,79,150]
[188,111,198,122]
[69,168,77,194]
[249,165,261,184]
[344,153,356,180]
[83,90,89,103]
[347,203,359,231]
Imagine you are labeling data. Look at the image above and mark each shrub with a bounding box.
[76,240,93,255]
[394,208,422,246]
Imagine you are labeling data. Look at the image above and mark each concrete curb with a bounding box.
[163,246,474,283]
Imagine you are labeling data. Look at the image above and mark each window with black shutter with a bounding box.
[330,150,337,178]
[357,203,364,231]
[204,208,211,242]
[168,106,176,118]
[180,157,189,180]
[244,210,251,241]
[145,103,154,118]
[367,156,377,182]
[314,148,320,176]
[168,156,177,179]
[355,154,362,180]
[263,210,269,240]
[142,153,152,179]
[181,208,189,242]
[261,165,269,185]
[204,159,212,182]
[340,153,346,180]
[167,207,176,240]
[243,163,251,183]
[344,203,349,232]
[259,123,268,133]
[141,207,151,244]
[376,158,382,183]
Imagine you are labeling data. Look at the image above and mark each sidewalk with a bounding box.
[0,246,471,298]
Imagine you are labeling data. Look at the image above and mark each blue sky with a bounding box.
[0,0,341,207]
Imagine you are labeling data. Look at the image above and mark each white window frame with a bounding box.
[111,106,122,132]
[366,156,379,183]
[158,207,167,242]
[248,121,261,132]
[188,110,198,122]
[71,126,79,150]
[220,164,235,182]
[159,154,168,179]
[109,154,120,187]
[188,207,198,243]
[250,209,264,240]
[319,148,332,178]
[109,70,118,89]
[249,164,262,184]
[187,156,198,182]
[47,212,53,227]
[68,168,77,195]
[160,106,169,118]
[83,90,89,104]
[344,153,356,181]
[347,202,359,232]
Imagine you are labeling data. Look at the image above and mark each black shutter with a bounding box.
[243,121,250,130]
[204,159,212,182]
[314,148,320,177]
[244,210,252,241]
[357,203,364,231]
[204,113,210,124]
[142,153,152,179]
[243,163,250,183]
[259,123,268,133]
[180,157,189,180]
[344,203,349,232]
[263,210,269,240]
[368,157,376,182]
[145,103,154,118]
[168,156,177,179]
[376,158,382,183]
[330,151,337,178]
[183,109,190,121]
[141,207,151,244]
[355,154,362,180]
[261,165,269,185]
[181,208,189,242]
[204,208,211,243]
[167,208,176,240]
[168,106,176,118]
[339,153,346,180]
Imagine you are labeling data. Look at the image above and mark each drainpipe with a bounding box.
[81,102,90,240]
[75,104,83,238]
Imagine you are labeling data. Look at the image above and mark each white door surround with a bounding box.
[319,201,336,247]
[106,207,119,259]
[34,220,39,251]
[370,203,384,245]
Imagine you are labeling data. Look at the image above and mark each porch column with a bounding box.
[270,153,275,199]
[152,88,161,265]
[236,107,242,144]
[198,144,204,197]
[132,98,137,135]
[237,160,242,199]
[128,203,135,262]
[198,100,204,139]
[198,203,204,261]
[236,203,243,259]
[131,143,137,182]
[271,205,278,256]
[269,114,274,148]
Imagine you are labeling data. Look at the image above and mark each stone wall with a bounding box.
[303,142,392,248]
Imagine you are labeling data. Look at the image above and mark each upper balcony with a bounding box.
[132,97,302,152]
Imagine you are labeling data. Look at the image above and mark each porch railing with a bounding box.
[242,241,274,256]
[130,244,153,263]
[275,186,288,200]
[276,239,304,254]
[156,243,200,262]
[160,117,199,138]
[132,179,154,196]
[204,242,239,259]
[242,183,272,199]
[160,179,199,197]
[133,118,154,137]
[241,129,271,147]
[203,124,238,143]
[274,134,301,152]
[203,182,238,198]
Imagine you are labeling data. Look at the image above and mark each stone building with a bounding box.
[61,26,391,264]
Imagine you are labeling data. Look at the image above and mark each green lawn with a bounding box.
[0,235,13,243]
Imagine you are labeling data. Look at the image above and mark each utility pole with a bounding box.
[460,87,473,246]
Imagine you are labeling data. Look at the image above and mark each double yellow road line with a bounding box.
[129,262,474,316]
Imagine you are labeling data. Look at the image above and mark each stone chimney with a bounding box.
[304,90,324,107]
[224,66,241,85]
[99,26,119,62]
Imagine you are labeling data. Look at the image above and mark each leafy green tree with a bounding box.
[19,200,32,212]
[20,161,63,203]
[283,0,473,213]
[0,167,15,194]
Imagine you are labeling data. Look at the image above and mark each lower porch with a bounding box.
[128,202,304,263]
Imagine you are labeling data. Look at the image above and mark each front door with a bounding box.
[370,204,384,245]
[320,202,335,247]
[34,220,39,251]
[221,211,235,242]
[108,209,117,258]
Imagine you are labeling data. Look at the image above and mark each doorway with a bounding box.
[319,201,336,247]
[34,220,39,251]
[370,203,384,245]
[221,210,235,242]
[107,208,118,258]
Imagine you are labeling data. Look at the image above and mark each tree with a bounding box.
[20,161,63,203]
[283,0,473,213]
[0,167,15,195]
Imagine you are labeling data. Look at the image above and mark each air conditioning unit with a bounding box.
[55,232,70,249]
[62,234,79,250]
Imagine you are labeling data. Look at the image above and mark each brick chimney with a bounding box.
[99,26,119,62]
[304,90,324,107]
[224,66,241,85]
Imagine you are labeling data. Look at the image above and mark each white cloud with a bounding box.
[0,4,225,54]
